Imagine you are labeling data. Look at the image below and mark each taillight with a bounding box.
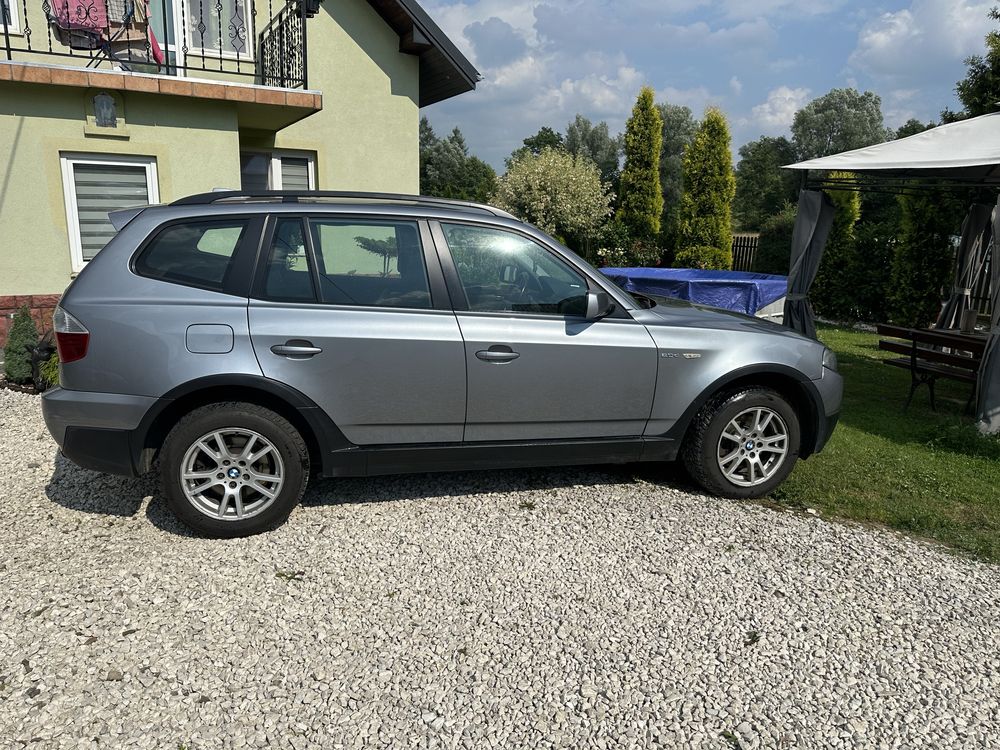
[53,306,90,363]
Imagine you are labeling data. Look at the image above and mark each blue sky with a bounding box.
[420,0,994,169]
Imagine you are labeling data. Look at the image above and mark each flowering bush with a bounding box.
[492,148,613,242]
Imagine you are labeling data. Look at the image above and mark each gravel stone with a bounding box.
[1,388,999,748]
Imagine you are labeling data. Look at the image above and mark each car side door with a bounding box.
[248,214,466,445]
[431,221,659,442]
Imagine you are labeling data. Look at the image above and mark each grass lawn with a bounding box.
[768,323,1000,563]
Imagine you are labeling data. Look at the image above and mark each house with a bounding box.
[0,0,478,344]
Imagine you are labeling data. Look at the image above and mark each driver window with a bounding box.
[441,224,589,315]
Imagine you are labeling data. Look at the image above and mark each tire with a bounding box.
[681,387,801,499]
[160,402,310,537]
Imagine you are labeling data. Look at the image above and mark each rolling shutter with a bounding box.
[280,157,311,191]
[72,163,151,261]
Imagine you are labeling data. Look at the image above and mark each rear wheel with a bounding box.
[682,387,800,499]
[160,402,310,537]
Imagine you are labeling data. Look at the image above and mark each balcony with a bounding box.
[1,0,310,89]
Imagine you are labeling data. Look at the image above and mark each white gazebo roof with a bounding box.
[784,111,1000,181]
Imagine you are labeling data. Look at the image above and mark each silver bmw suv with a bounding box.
[42,191,842,537]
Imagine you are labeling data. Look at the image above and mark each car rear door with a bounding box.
[248,214,466,445]
[431,221,658,442]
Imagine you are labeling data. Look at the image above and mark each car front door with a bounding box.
[433,221,658,442]
[249,215,466,445]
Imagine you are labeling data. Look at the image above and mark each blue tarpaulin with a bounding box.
[600,268,788,316]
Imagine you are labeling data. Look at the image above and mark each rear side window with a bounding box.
[135,220,247,291]
[308,219,431,309]
[261,218,315,302]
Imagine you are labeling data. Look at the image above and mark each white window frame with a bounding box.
[60,153,159,273]
[1,0,21,35]
[240,149,316,190]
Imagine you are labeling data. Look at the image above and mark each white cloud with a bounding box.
[747,86,811,133]
[848,0,992,81]
[729,76,743,96]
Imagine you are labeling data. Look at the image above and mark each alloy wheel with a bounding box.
[180,428,285,520]
[716,407,789,488]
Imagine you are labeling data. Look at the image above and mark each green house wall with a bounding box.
[0,0,420,299]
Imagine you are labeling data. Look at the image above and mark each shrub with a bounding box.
[39,352,60,390]
[492,148,613,243]
[593,220,663,267]
[3,306,39,385]
[752,204,797,275]
[889,190,959,327]
[811,174,862,320]
[675,245,731,270]
[676,108,736,260]
[617,86,664,241]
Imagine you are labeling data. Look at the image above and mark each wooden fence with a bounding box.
[731,233,760,272]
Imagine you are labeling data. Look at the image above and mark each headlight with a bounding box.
[822,347,838,372]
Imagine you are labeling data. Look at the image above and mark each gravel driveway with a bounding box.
[1,389,999,749]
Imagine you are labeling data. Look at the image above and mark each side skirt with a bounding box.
[321,437,679,478]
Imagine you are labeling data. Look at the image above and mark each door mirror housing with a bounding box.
[585,290,614,321]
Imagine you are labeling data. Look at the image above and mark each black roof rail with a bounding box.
[170,190,515,218]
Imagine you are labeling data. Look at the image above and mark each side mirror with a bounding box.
[585,290,614,321]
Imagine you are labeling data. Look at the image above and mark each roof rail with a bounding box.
[170,190,515,218]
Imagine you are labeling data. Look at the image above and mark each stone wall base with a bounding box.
[0,295,61,348]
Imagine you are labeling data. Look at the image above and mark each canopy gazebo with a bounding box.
[780,111,1000,434]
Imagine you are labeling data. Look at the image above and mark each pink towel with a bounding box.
[53,0,109,31]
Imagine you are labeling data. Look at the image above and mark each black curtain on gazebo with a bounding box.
[936,203,994,330]
[976,197,1000,434]
[783,190,835,339]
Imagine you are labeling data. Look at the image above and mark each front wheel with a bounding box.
[681,387,801,499]
[160,402,310,537]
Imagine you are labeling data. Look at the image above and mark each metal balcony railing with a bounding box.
[1,0,308,88]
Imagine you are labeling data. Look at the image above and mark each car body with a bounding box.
[42,191,842,536]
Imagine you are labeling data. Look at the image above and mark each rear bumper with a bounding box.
[42,387,157,476]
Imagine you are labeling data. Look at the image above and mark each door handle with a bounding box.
[270,341,323,358]
[476,346,520,363]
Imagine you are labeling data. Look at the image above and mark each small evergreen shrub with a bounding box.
[40,352,60,390]
[675,245,731,270]
[752,204,797,275]
[3,306,39,385]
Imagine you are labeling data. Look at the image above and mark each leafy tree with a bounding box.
[676,108,736,265]
[791,88,891,160]
[947,7,1000,120]
[491,148,613,246]
[419,118,498,203]
[811,173,862,320]
[522,126,564,155]
[889,190,960,327]
[656,102,698,255]
[895,118,935,139]
[733,136,798,231]
[752,203,797,275]
[3,306,39,385]
[564,115,621,187]
[617,86,664,242]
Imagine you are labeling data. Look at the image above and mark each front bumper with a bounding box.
[42,387,157,476]
[810,366,843,454]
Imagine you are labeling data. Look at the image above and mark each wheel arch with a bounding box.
[669,364,824,458]
[132,375,352,475]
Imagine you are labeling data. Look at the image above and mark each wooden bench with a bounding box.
[876,324,986,411]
